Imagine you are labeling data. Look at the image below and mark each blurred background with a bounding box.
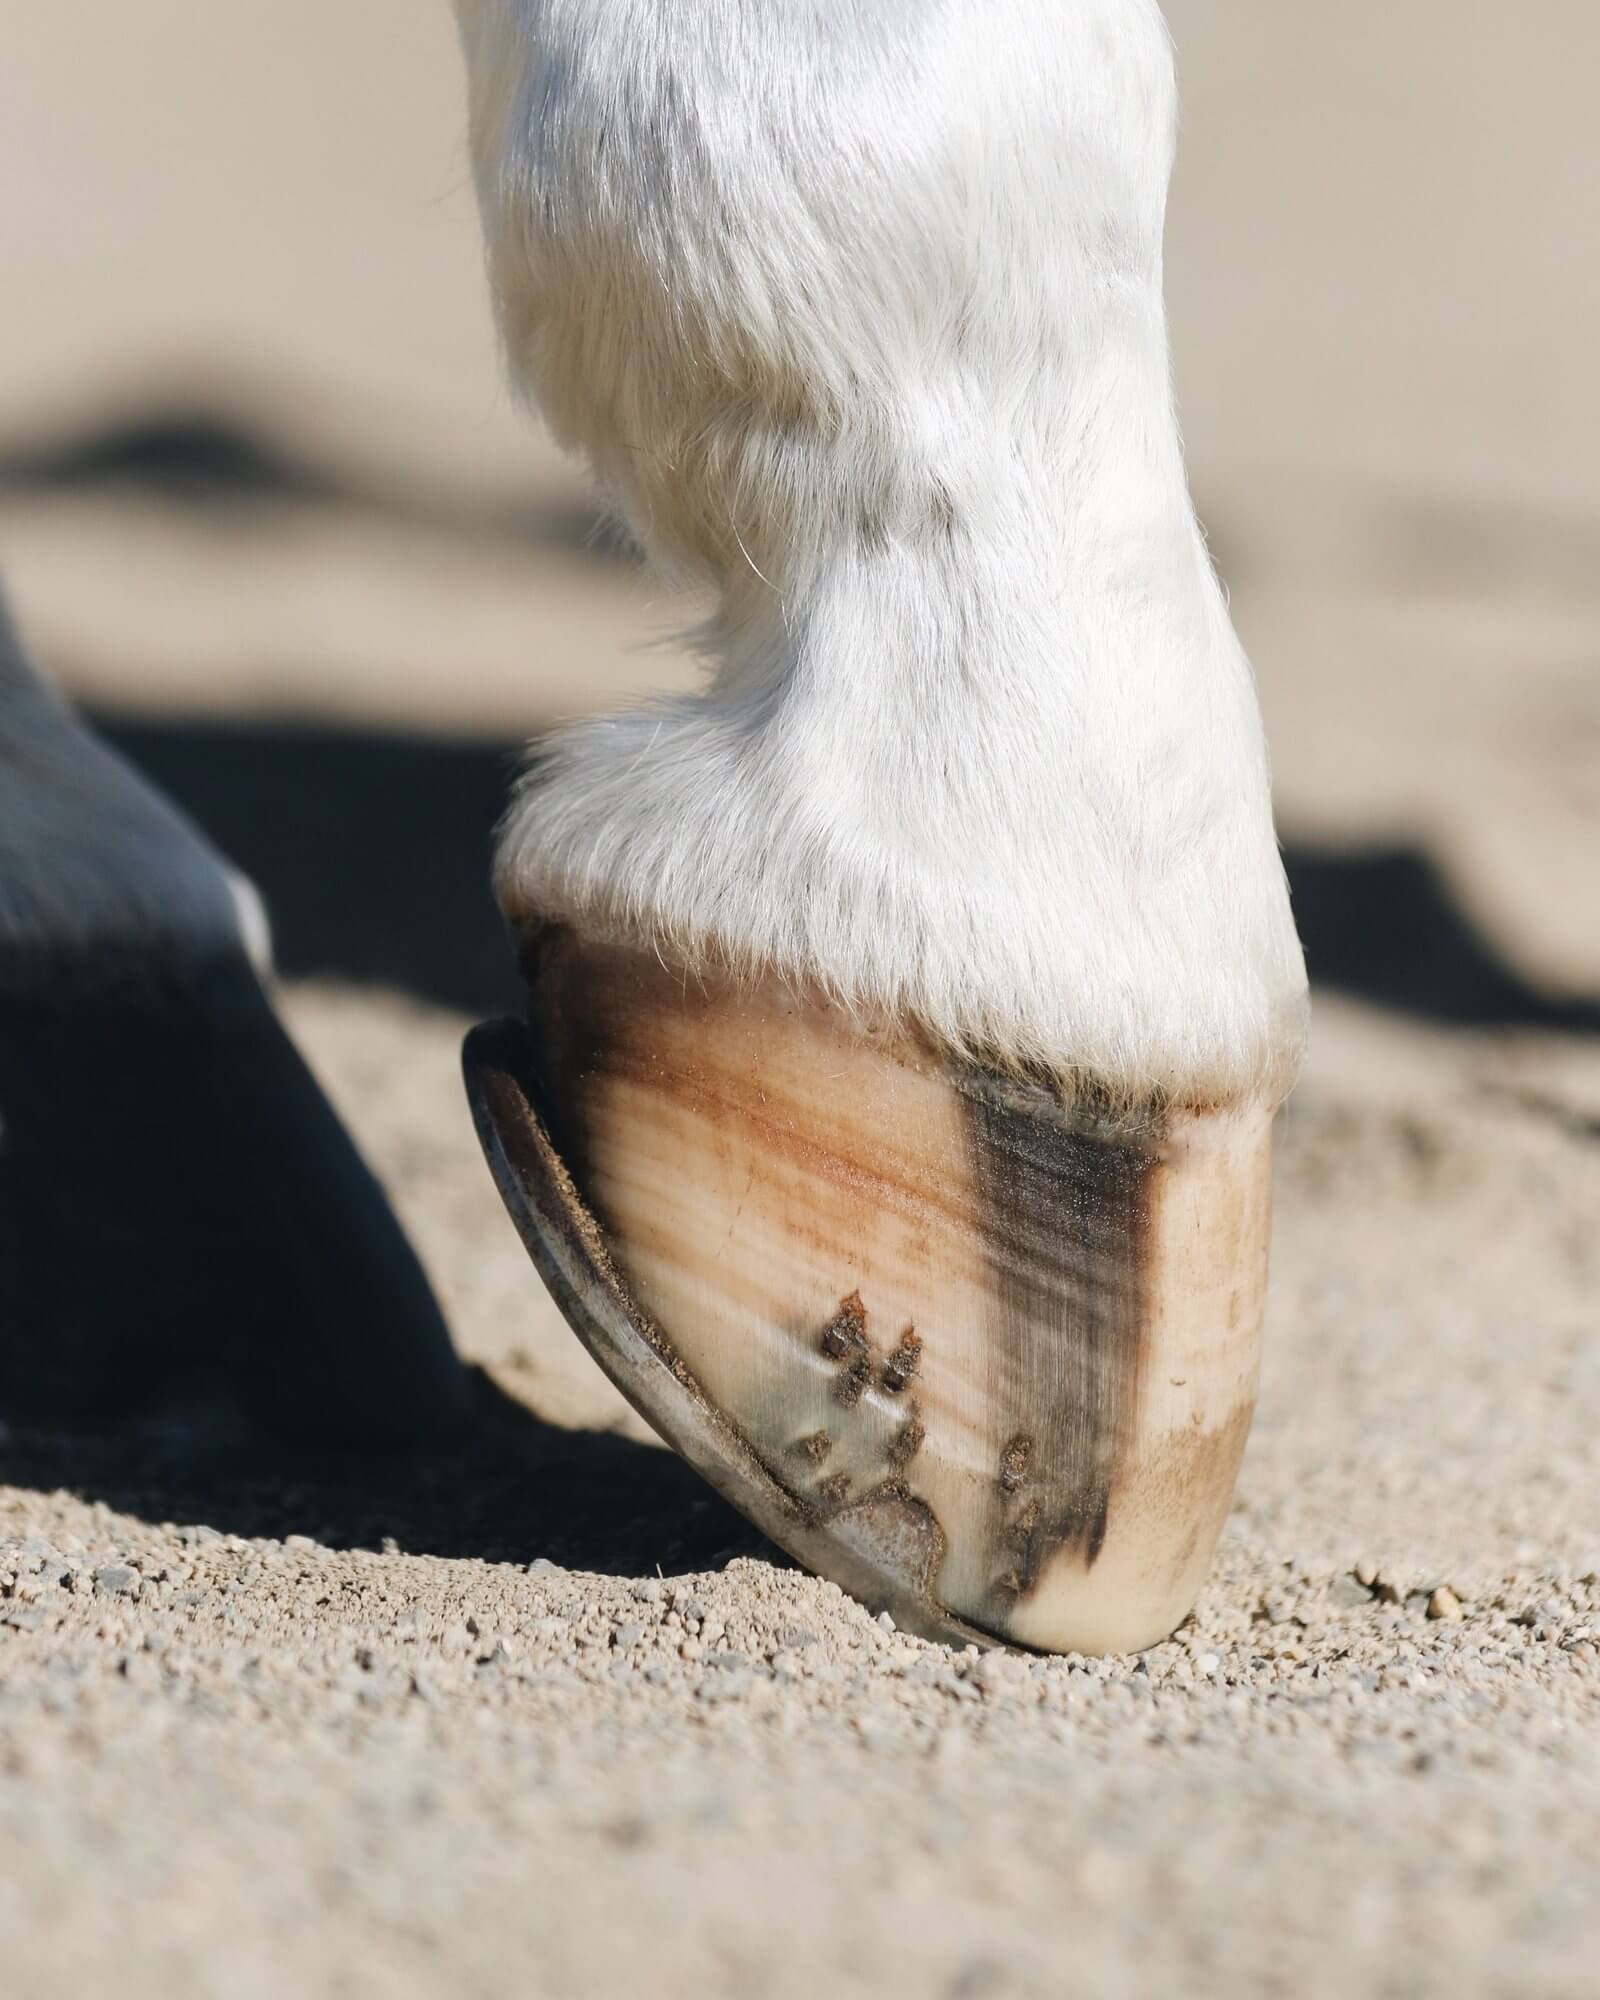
[2,1,1597,1396]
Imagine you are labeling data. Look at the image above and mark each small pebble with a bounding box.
[1427,1586,1464,1623]
[93,1565,141,1599]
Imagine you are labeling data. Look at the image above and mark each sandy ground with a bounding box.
[2,993,1599,1999]
[2,5,1598,1996]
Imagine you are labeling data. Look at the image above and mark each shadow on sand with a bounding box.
[96,710,1600,1036]
[0,400,624,565]
[0,1372,775,1579]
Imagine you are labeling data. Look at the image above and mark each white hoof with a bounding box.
[466,929,1271,1653]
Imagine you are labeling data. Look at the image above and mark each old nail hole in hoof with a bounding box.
[882,1330,922,1393]
[465,928,1275,1656]
[820,1291,868,1359]
[998,1434,1034,1496]
[888,1411,926,1468]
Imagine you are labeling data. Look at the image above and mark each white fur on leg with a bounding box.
[455,0,1308,1106]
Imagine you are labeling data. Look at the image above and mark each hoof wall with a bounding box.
[464,932,1272,1653]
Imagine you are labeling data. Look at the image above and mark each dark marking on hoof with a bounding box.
[961,1068,1161,1617]
[998,1433,1034,1495]
[881,1329,923,1393]
[799,1430,833,1462]
[820,1290,868,1359]
[817,1470,853,1508]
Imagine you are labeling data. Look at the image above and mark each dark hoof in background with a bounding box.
[0,946,470,1450]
